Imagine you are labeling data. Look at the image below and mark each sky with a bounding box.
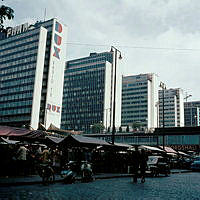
[3,0,200,101]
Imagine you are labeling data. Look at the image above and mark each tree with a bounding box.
[91,123,105,133]
[0,3,14,32]
[132,121,142,131]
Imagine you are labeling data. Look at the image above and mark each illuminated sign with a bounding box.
[7,23,29,37]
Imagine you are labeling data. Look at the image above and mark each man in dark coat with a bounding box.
[132,146,140,182]
[140,149,148,183]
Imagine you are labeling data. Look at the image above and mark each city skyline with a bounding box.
[4,0,200,102]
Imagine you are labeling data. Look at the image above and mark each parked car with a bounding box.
[147,156,170,177]
[190,156,200,171]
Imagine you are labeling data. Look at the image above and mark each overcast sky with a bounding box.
[3,0,200,101]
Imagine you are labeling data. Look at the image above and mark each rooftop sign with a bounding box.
[6,23,29,37]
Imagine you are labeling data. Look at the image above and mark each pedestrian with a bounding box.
[40,146,50,164]
[52,148,61,173]
[132,146,140,182]
[140,149,148,183]
[16,145,28,175]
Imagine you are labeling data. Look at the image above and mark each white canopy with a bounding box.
[178,151,190,157]
[159,146,177,153]
[139,145,164,152]
[0,137,20,144]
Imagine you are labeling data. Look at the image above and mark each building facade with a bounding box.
[0,19,67,130]
[184,101,200,127]
[159,88,184,127]
[121,73,158,130]
[61,52,122,132]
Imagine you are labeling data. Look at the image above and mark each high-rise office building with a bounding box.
[184,101,200,126]
[0,18,67,129]
[158,88,184,127]
[61,52,122,132]
[121,73,158,130]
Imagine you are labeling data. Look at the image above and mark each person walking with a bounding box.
[16,145,28,175]
[40,146,50,164]
[140,149,148,183]
[132,146,140,183]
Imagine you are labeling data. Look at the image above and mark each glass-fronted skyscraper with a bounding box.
[121,73,158,130]
[61,52,121,132]
[184,101,200,126]
[0,19,67,129]
[158,88,184,127]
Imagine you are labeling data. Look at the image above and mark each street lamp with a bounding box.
[159,81,166,150]
[110,46,122,145]
[105,108,111,131]
[90,125,93,133]
[184,93,192,102]
[194,115,197,126]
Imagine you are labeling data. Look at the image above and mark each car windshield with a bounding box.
[147,156,159,164]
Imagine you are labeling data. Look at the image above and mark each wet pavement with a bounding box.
[0,172,199,200]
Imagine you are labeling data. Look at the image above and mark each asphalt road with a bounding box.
[0,172,199,200]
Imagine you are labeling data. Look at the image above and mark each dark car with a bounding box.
[147,156,170,177]
[190,156,200,171]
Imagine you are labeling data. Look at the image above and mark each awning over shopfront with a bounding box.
[62,135,111,148]
[47,124,81,136]
[45,136,65,144]
[111,142,133,148]
[0,126,45,138]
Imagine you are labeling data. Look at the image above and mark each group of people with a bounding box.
[1,141,150,180]
[13,144,63,175]
[132,147,148,183]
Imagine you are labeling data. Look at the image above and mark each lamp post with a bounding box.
[105,108,111,131]
[159,81,166,150]
[194,115,197,126]
[110,46,122,145]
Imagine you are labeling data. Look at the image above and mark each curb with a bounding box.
[0,171,192,187]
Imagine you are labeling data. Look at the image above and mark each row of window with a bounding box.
[0,47,38,65]
[1,77,35,89]
[122,81,148,88]
[0,96,33,104]
[1,70,35,83]
[0,115,30,122]
[68,53,112,67]
[122,92,148,96]
[0,107,32,115]
[0,100,32,109]
[0,90,33,99]
[122,108,147,113]
[0,53,38,65]
[66,63,105,73]
[0,38,39,58]
[0,61,36,74]
[0,31,40,49]
[122,86,147,92]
